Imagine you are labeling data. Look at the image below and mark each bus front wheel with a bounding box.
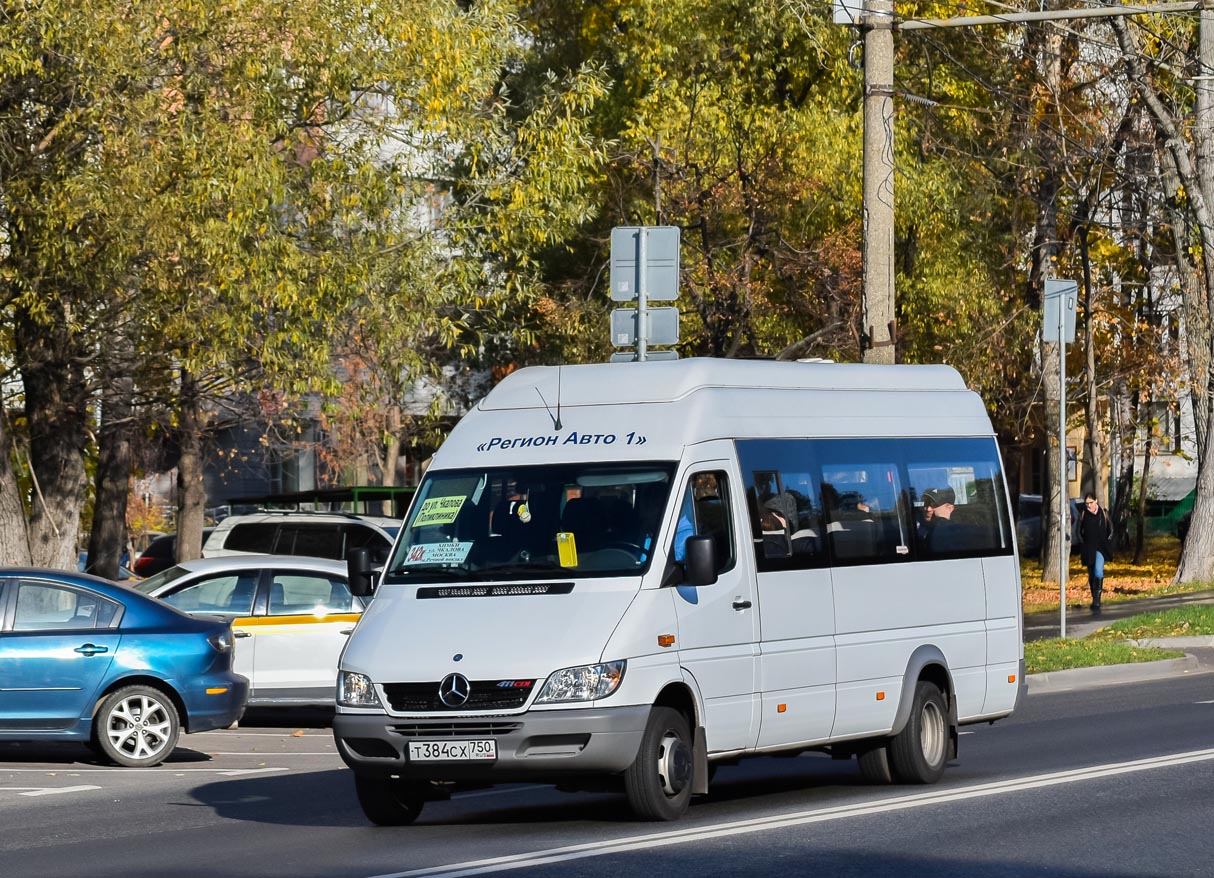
[355,775,426,826]
[624,706,694,821]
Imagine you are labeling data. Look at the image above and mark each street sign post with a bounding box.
[610,350,679,363]
[609,226,681,361]
[610,226,680,302]
[611,307,679,347]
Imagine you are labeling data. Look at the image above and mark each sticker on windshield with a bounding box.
[557,532,578,568]
[413,496,467,528]
[402,542,474,566]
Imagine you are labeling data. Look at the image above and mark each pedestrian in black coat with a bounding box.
[1079,493,1114,611]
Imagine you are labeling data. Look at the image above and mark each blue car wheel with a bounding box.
[92,685,181,767]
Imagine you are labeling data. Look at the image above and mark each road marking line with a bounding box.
[453,785,548,800]
[217,767,291,776]
[371,747,1214,878]
[1,785,101,797]
[0,767,288,775]
[194,731,331,737]
[206,752,335,757]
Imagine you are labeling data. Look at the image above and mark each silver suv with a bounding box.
[203,512,401,565]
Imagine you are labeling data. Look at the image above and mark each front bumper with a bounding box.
[333,705,650,781]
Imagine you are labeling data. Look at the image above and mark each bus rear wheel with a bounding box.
[889,680,949,784]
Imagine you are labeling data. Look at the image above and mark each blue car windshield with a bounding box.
[383,463,676,583]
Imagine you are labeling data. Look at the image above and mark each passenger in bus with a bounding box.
[490,481,532,541]
[759,507,791,558]
[674,473,722,562]
[921,487,959,552]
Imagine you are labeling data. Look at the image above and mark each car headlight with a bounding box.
[338,671,382,708]
[534,660,626,704]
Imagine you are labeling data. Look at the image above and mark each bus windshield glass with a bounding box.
[383,464,676,583]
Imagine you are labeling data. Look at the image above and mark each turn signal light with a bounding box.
[658,634,676,648]
[206,687,229,695]
[777,703,787,713]
[1008,674,1017,683]
[876,691,885,701]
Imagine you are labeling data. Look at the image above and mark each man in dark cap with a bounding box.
[920,486,959,552]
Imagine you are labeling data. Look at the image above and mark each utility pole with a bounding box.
[850,1,1200,366]
[862,0,896,365]
[1198,1,1214,223]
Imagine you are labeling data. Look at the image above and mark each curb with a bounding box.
[1026,654,1202,693]
[1127,636,1214,648]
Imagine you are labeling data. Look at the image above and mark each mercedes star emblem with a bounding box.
[438,672,471,708]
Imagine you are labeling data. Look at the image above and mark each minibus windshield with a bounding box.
[382,464,676,583]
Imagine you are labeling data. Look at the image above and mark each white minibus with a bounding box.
[334,358,1024,823]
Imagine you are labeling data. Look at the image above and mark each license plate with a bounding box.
[407,739,497,762]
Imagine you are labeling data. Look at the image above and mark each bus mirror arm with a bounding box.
[348,548,377,597]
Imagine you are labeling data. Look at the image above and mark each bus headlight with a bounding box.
[338,671,382,708]
[535,661,626,704]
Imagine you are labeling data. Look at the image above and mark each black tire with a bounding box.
[624,706,694,821]
[92,685,181,767]
[856,742,893,784]
[354,775,426,826]
[888,680,949,784]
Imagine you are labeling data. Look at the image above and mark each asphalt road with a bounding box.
[2,677,1214,878]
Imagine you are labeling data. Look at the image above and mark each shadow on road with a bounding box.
[0,739,212,766]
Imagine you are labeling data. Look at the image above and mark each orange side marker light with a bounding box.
[777,703,787,714]
[658,634,676,648]
[876,691,885,701]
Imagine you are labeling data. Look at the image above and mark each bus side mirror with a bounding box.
[685,536,718,587]
[348,548,376,597]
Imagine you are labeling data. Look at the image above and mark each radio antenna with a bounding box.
[536,368,563,432]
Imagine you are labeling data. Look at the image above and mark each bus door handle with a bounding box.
[233,630,252,639]
[732,598,752,611]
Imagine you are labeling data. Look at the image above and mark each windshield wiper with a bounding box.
[477,560,564,574]
[383,565,472,580]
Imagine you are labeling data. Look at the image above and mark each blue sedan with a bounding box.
[0,568,248,766]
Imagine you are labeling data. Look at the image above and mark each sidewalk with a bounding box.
[1023,589,1214,692]
[1022,588,1214,641]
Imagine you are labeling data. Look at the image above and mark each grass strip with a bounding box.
[1025,638,1183,674]
[1090,605,1214,640]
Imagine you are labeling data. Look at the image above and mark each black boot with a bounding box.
[1091,577,1103,612]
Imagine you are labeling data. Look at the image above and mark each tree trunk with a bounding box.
[1134,397,1153,565]
[1041,345,1067,585]
[0,407,32,565]
[1079,227,1107,506]
[1114,15,1214,582]
[86,368,134,580]
[1157,141,1211,459]
[381,403,403,516]
[175,370,207,563]
[1110,380,1137,549]
[16,311,87,570]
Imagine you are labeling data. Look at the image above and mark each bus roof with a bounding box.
[480,358,968,411]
